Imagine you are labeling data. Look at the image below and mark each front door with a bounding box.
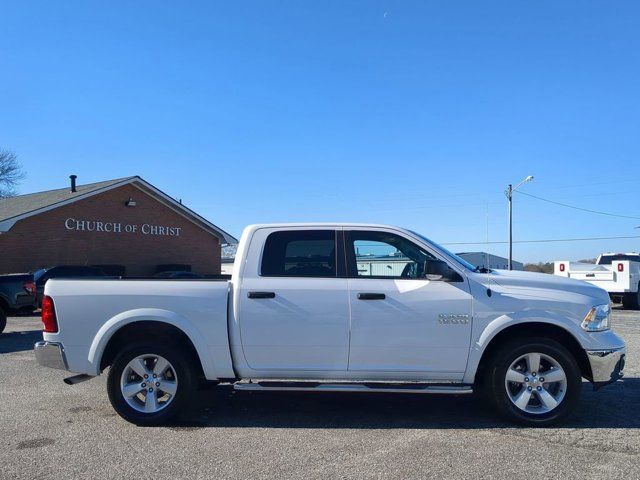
[238,228,350,372]
[345,229,473,378]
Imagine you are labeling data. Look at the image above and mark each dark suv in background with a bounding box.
[33,266,107,308]
[0,274,37,334]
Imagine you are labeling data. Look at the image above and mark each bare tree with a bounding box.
[0,150,25,198]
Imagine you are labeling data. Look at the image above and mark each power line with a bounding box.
[442,235,640,246]
[515,191,640,220]
[529,178,640,190]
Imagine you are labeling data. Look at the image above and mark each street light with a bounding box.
[505,175,534,270]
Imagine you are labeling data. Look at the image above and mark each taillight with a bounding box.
[23,281,36,296]
[559,264,565,272]
[41,295,58,333]
[618,263,624,272]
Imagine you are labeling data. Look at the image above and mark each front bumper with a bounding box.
[587,347,626,390]
[34,341,68,371]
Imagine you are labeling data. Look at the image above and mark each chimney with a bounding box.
[69,175,77,193]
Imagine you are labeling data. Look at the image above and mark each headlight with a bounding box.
[581,303,611,332]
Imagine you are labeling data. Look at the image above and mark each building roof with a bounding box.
[0,177,132,222]
[0,176,238,244]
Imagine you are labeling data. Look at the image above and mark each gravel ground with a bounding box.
[0,309,638,479]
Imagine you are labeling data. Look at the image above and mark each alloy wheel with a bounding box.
[120,354,178,413]
[504,352,567,414]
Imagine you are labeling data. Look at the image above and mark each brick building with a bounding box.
[0,176,237,276]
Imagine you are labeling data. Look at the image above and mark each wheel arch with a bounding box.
[471,322,592,387]
[89,309,217,380]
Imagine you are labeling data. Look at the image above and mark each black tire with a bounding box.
[622,286,640,310]
[107,341,197,426]
[0,307,6,335]
[483,337,582,426]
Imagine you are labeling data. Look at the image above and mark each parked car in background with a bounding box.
[554,253,640,309]
[35,224,625,427]
[153,271,204,279]
[33,266,107,308]
[0,273,37,333]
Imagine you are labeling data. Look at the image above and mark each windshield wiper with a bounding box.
[474,266,492,273]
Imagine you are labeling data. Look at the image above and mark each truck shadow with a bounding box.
[171,377,640,430]
[0,330,42,354]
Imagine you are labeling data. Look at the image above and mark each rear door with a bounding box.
[237,227,351,372]
[345,229,473,378]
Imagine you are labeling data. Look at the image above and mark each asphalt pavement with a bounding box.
[0,310,638,479]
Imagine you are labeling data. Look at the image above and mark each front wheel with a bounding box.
[484,338,582,426]
[107,341,197,425]
[622,287,640,310]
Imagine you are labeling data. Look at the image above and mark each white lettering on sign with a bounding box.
[64,218,181,237]
[140,224,182,236]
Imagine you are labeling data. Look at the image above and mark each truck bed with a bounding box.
[43,278,234,379]
[554,260,640,296]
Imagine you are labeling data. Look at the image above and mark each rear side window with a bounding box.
[261,230,337,277]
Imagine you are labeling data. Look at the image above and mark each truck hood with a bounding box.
[487,269,610,304]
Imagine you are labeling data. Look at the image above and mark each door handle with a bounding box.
[247,291,276,299]
[357,293,386,300]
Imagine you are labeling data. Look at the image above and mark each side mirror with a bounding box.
[423,260,461,282]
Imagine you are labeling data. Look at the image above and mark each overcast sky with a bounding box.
[2,1,639,263]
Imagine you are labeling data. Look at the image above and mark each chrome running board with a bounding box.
[234,381,473,395]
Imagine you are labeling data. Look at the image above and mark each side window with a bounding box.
[347,231,437,279]
[261,230,337,278]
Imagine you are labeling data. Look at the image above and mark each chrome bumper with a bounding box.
[34,341,68,371]
[587,347,626,389]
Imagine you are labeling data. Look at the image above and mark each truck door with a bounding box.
[344,229,473,378]
[237,228,350,371]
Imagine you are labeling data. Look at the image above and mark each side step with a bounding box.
[234,381,473,395]
[63,374,94,385]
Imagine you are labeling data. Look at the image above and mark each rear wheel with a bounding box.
[0,307,6,334]
[107,341,197,425]
[484,338,582,426]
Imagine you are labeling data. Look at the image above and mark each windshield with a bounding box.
[598,254,640,265]
[409,230,476,271]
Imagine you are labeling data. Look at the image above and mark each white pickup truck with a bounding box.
[35,224,626,427]
[554,253,640,309]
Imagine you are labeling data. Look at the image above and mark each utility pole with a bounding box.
[507,184,513,270]
[505,176,534,270]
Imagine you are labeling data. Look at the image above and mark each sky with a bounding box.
[1,1,639,263]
